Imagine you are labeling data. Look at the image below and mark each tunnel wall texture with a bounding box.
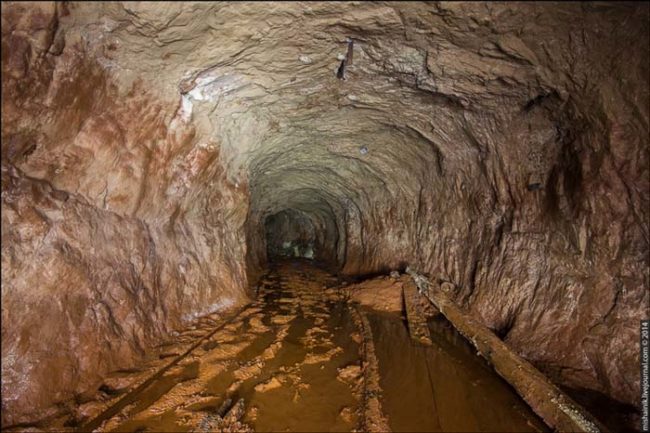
[1,1,648,426]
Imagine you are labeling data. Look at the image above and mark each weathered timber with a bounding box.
[402,280,433,345]
[350,306,391,433]
[406,269,608,433]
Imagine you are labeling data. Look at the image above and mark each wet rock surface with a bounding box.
[66,261,361,432]
[344,275,405,313]
[1,1,648,428]
[34,260,547,432]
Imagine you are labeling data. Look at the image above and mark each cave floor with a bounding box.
[74,261,548,432]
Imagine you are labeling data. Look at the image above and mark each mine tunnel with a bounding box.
[1,2,649,433]
[264,210,321,261]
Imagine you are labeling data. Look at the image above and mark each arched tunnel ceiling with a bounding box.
[67,1,558,174]
[57,2,584,246]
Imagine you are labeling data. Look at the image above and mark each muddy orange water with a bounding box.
[71,260,548,432]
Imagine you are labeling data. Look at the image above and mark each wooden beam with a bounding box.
[406,269,608,433]
[402,280,433,346]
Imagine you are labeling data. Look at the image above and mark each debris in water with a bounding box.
[340,406,356,423]
[254,376,282,392]
[194,398,253,433]
[337,364,362,386]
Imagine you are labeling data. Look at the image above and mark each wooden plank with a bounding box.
[402,280,433,346]
[350,306,391,433]
[406,270,608,433]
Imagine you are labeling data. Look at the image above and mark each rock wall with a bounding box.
[1,1,647,426]
[1,3,250,426]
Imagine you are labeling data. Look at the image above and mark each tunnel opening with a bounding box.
[261,204,343,274]
[264,209,316,261]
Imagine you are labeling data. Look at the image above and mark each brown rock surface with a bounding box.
[344,276,404,313]
[1,1,648,426]
[1,2,250,426]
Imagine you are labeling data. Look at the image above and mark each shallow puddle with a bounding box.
[367,310,549,432]
[69,260,549,432]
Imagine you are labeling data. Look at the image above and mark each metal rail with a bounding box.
[78,304,251,432]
